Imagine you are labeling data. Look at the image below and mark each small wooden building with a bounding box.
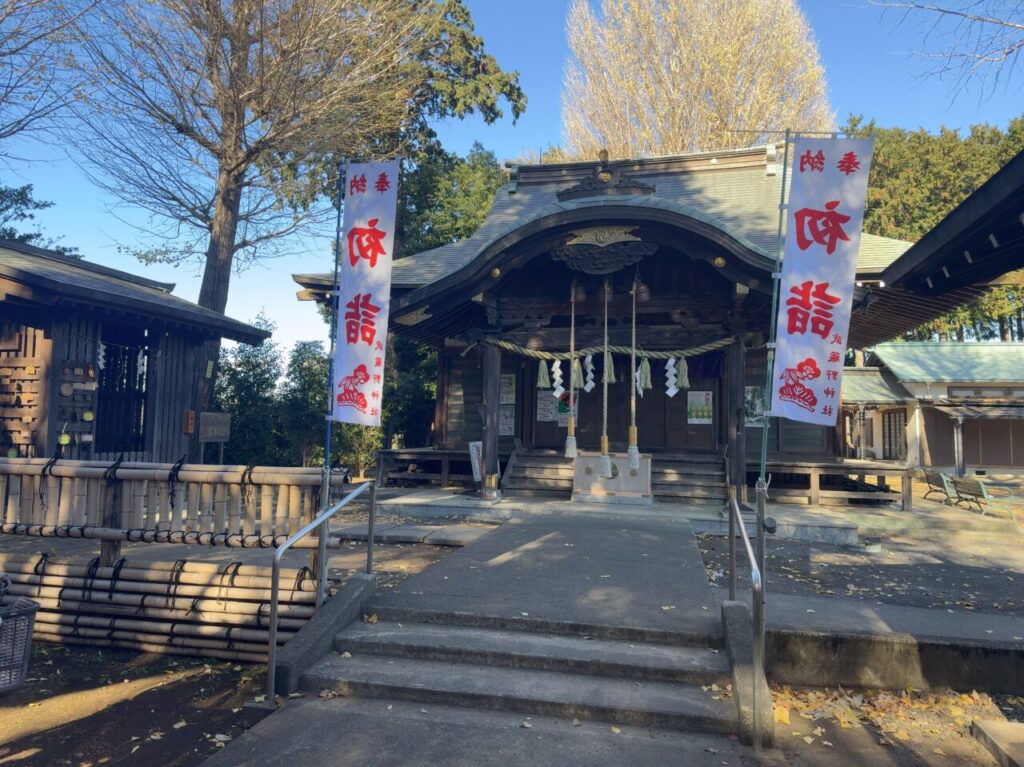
[842,343,1024,474]
[296,144,1024,502]
[0,240,268,462]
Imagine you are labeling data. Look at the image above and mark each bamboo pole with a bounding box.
[0,554,309,581]
[30,596,308,630]
[32,631,266,663]
[34,612,294,645]
[8,572,316,603]
[0,558,316,592]
[5,584,315,619]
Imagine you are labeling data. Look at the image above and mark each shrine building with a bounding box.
[295,144,1024,504]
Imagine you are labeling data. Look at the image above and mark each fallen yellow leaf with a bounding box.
[774,705,791,725]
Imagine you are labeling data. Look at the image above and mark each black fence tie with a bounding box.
[167,559,188,605]
[255,602,268,628]
[107,557,127,601]
[33,552,49,576]
[167,454,186,512]
[136,592,149,615]
[188,595,203,615]
[107,617,117,638]
[225,626,235,649]
[103,455,124,486]
[293,566,313,595]
[84,556,100,604]
[71,613,82,637]
[56,585,67,608]
[240,463,256,509]
[38,456,58,511]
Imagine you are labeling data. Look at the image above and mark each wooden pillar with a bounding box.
[481,342,502,500]
[953,416,965,477]
[726,340,747,501]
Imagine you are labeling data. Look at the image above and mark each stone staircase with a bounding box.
[503,450,729,506]
[299,607,739,736]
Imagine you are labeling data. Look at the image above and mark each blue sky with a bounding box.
[4,0,1021,355]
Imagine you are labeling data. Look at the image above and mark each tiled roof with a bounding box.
[379,146,911,288]
[0,240,269,344]
[840,367,913,404]
[871,342,1024,383]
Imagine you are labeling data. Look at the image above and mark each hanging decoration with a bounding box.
[564,278,578,459]
[474,335,735,361]
[627,271,640,470]
[636,357,653,396]
[571,358,584,389]
[551,360,565,398]
[583,354,596,393]
[536,361,550,389]
[598,276,613,479]
[678,356,691,390]
[602,352,616,384]
[665,358,679,398]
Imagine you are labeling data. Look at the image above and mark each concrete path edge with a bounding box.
[721,601,775,747]
[274,573,376,694]
[972,718,1024,767]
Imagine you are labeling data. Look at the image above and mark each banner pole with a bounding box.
[755,129,790,619]
[315,159,345,594]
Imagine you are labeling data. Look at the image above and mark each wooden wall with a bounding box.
[0,314,50,458]
[439,350,521,452]
[744,348,832,460]
[0,302,207,463]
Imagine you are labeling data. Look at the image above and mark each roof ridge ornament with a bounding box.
[556,149,656,202]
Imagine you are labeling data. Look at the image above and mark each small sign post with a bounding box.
[199,412,231,464]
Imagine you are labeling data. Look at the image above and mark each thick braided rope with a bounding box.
[480,335,735,361]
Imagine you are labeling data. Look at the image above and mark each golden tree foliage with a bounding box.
[561,0,835,159]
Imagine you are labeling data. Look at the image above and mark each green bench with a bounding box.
[922,470,955,505]
[951,476,1020,522]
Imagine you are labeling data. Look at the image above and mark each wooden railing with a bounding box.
[0,457,348,537]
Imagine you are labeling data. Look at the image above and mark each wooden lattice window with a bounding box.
[882,409,907,461]
[95,325,149,453]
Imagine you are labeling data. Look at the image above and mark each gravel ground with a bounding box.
[698,532,1024,618]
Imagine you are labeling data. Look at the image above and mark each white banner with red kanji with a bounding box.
[331,160,400,426]
[770,138,874,426]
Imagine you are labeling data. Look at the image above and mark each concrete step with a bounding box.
[504,477,574,490]
[300,654,737,734]
[369,605,724,646]
[334,621,731,684]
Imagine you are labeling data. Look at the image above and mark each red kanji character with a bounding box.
[370,390,380,401]
[836,152,860,175]
[370,407,379,417]
[821,405,834,417]
[823,387,836,399]
[344,292,381,345]
[825,369,839,380]
[831,334,844,345]
[374,340,385,352]
[374,356,383,368]
[786,280,841,339]
[794,201,851,255]
[349,174,367,195]
[374,172,391,193]
[799,149,825,173]
[372,374,382,384]
[347,218,388,268]
[828,352,841,363]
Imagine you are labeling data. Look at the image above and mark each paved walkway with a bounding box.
[372,514,722,640]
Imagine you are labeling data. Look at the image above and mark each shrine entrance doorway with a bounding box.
[530,362,721,453]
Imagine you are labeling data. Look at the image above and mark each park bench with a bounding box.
[951,476,1020,522]
[922,470,956,505]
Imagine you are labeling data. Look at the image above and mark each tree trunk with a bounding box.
[999,316,1011,342]
[190,161,246,460]
[956,326,964,342]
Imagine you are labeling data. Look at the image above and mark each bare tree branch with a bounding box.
[870,1,1024,94]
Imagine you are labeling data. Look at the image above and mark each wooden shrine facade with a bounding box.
[295,144,1024,497]
[0,240,268,463]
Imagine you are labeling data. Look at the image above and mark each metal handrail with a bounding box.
[727,486,764,754]
[265,481,375,701]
